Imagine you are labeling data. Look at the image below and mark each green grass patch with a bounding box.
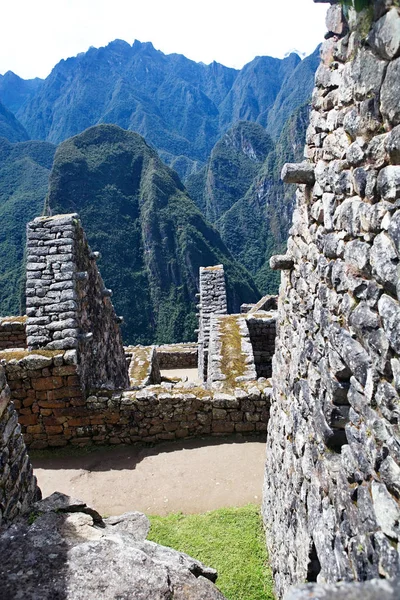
[148,504,274,600]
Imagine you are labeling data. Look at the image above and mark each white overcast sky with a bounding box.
[0,0,327,80]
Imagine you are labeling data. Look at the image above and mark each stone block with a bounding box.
[381,57,400,126]
[281,162,315,185]
[368,8,400,61]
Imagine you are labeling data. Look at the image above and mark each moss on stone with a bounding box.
[129,346,151,385]
[0,349,64,362]
[219,316,247,389]
[0,316,27,324]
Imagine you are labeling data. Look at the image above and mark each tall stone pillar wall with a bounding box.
[0,364,40,526]
[26,214,129,392]
[263,1,400,598]
[197,265,228,381]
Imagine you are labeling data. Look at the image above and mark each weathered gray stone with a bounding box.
[344,240,370,274]
[281,163,315,185]
[377,166,400,201]
[385,125,400,164]
[0,493,226,600]
[378,294,400,353]
[284,578,400,600]
[370,232,399,292]
[381,56,400,125]
[368,8,400,60]
[347,142,364,166]
[371,481,400,539]
[326,4,345,35]
[270,254,294,270]
[340,48,387,103]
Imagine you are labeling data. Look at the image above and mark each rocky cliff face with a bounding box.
[186,121,274,221]
[47,124,259,345]
[263,1,400,597]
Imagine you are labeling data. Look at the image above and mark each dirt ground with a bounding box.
[32,436,266,516]
[160,367,200,383]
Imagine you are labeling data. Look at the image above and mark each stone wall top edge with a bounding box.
[30,213,80,225]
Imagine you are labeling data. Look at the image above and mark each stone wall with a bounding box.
[0,350,83,449]
[156,343,198,369]
[246,313,277,379]
[0,349,270,447]
[263,1,400,598]
[197,265,228,381]
[0,317,27,350]
[0,363,40,525]
[26,214,129,392]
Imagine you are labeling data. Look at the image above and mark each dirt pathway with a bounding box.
[32,436,266,516]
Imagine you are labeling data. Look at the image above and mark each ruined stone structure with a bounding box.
[0,364,40,525]
[197,265,228,381]
[0,219,272,448]
[263,1,400,598]
[26,214,129,392]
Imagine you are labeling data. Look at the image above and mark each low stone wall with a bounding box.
[68,384,271,445]
[246,313,277,379]
[207,314,257,387]
[0,349,83,449]
[1,350,270,448]
[0,317,27,350]
[156,343,198,369]
[0,364,40,525]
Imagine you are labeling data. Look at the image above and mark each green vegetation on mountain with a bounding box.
[2,40,306,180]
[0,71,43,115]
[0,137,56,315]
[218,53,301,131]
[266,46,320,140]
[186,121,274,223]
[47,124,259,344]
[0,101,29,143]
[0,43,319,326]
[217,105,310,294]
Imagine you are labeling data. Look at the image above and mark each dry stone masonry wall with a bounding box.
[263,1,400,598]
[0,317,27,350]
[246,313,277,379]
[197,265,228,381]
[26,214,129,392]
[0,347,270,446]
[156,343,198,369]
[0,363,40,524]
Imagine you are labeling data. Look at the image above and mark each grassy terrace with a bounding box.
[149,504,274,600]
